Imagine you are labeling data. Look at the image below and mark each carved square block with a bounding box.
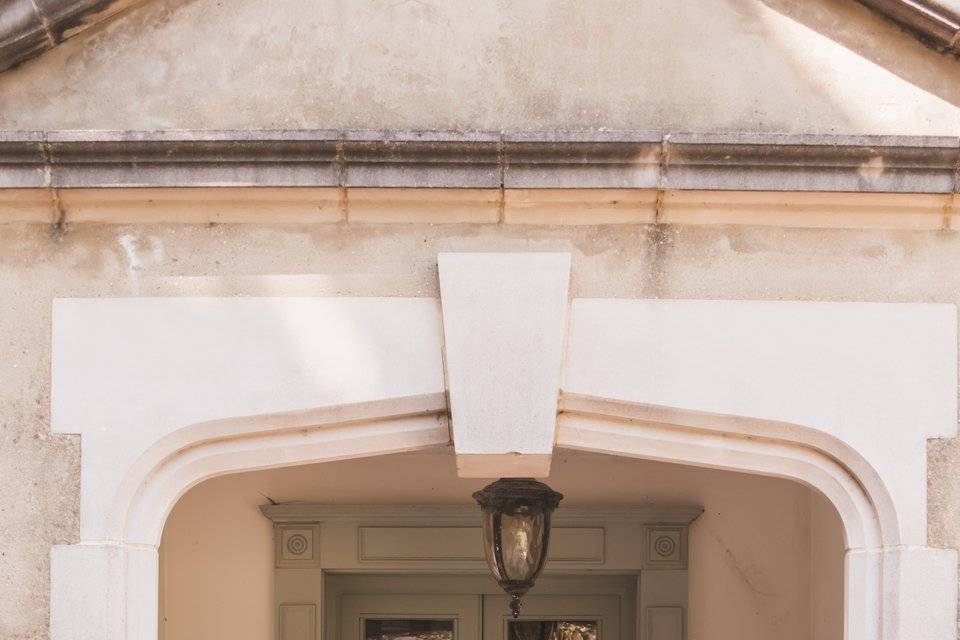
[643,525,687,570]
[276,524,320,568]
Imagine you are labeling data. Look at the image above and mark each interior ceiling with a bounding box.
[211,447,804,507]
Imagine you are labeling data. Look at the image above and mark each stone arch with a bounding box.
[109,394,902,640]
[48,291,957,640]
[556,392,909,640]
[557,393,896,550]
[114,393,448,546]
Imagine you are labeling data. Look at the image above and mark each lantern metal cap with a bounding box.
[472,477,563,512]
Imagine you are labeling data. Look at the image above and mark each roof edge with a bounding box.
[857,0,960,52]
[0,0,142,73]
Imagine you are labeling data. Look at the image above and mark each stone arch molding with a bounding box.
[50,254,957,640]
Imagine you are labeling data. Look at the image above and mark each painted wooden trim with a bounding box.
[323,574,639,640]
[280,604,318,640]
[260,504,703,525]
[354,526,605,564]
[644,606,684,640]
[268,505,695,640]
[275,523,321,568]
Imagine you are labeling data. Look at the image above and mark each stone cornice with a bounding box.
[2,130,959,194]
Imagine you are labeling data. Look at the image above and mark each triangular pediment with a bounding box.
[2,0,960,135]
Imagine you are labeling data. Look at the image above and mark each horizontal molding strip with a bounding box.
[2,129,959,193]
[260,503,704,525]
[4,187,959,229]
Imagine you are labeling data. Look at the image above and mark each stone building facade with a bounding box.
[3,1,960,640]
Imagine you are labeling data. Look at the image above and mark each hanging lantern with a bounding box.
[472,478,564,619]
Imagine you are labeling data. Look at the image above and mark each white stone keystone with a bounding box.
[438,252,571,477]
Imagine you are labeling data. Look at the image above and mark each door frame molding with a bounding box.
[325,574,637,640]
[262,504,700,640]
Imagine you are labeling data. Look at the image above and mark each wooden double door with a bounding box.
[328,575,636,640]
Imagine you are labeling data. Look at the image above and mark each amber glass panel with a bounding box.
[507,621,598,640]
[499,511,545,581]
[482,512,502,581]
[364,618,455,640]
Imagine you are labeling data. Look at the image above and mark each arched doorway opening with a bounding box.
[158,447,844,640]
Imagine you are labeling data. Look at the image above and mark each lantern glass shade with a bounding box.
[481,508,547,582]
[473,478,563,618]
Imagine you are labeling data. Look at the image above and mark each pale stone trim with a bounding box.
[47,279,959,639]
[660,190,955,230]
[438,252,571,477]
[454,453,553,477]
[125,413,449,546]
[348,188,500,224]
[52,410,448,640]
[562,298,957,547]
[5,186,959,230]
[58,186,343,224]
[503,188,658,225]
[554,395,958,640]
[50,296,448,542]
[118,394,449,546]
[557,393,893,549]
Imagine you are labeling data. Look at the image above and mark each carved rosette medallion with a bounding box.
[643,525,687,570]
[276,524,320,568]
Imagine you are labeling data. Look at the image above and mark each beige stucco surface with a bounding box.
[2,0,960,134]
[159,449,844,640]
[2,220,960,638]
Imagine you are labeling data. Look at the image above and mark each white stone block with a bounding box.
[845,549,882,640]
[125,546,160,640]
[564,299,956,546]
[51,544,159,640]
[50,544,125,640]
[438,253,571,477]
[51,297,446,541]
[885,547,958,640]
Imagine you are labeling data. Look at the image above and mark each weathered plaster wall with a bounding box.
[2,219,960,638]
[2,0,960,134]
[158,449,842,640]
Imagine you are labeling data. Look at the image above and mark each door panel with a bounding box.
[482,595,620,640]
[340,594,481,640]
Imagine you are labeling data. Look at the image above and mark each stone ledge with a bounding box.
[3,186,956,230]
[2,130,959,194]
[666,132,960,193]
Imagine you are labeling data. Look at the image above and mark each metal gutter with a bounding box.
[857,0,960,52]
[1,130,958,194]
